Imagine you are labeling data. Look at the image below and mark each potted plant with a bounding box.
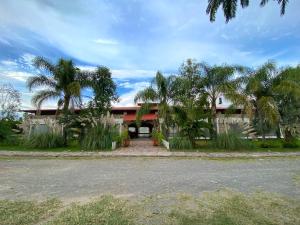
[121,130,130,147]
[151,129,164,146]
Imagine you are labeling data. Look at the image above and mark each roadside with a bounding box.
[0,150,300,158]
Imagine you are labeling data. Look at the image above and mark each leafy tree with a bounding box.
[199,63,242,138]
[27,57,87,113]
[273,65,300,141]
[0,83,21,120]
[207,0,289,22]
[86,66,118,115]
[134,71,176,137]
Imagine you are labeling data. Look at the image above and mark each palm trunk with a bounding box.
[211,99,217,139]
[63,95,70,113]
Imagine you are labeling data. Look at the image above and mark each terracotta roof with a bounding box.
[123,114,157,121]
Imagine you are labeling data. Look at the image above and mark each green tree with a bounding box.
[134,71,176,137]
[87,66,118,115]
[27,57,86,113]
[273,65,300,141]
[207,0,289,22]
[199,63,242,138]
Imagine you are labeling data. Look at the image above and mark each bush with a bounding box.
[213,131,254,151]
[170,136,193,150]
[151,129,165,144]
[282,139,299,148]
[0,120,20,144]
[81,123,118,151]
[24,131,64,149]
[256,139,282,148]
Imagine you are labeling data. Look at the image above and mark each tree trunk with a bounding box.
[63,95,70,113]
[284,128,293,142]
[211,99,217,139]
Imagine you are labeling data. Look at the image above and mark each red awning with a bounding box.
[123,114,157,122]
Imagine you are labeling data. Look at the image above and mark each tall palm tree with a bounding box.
[240,61,280,139]
[199,63,242,138]
[134,71,176,137]
[207,0,288,22]
[27,57,86,114]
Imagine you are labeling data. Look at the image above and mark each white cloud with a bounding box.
[1,71,33,82]
[111,69,156,79]
[119,81,150,89]
[1,60,18,66]
[94,38,119,45]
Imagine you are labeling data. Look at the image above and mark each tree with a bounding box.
[199,63,242,138]
[237,62,300,141]
[86,66,118,115]
[0,83,21,120]
[207,0,289,22]
[134,71,176,137]
[27,57,86,113]
[273,65,300,141]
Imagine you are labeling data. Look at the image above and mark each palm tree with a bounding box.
[134,71,176,137]
[27,57,86,114]
[199,63,242,138]
[207,0,288,22]
[239,61,281,139]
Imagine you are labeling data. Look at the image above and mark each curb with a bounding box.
[0,151,300,158]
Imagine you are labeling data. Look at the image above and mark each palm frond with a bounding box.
[27,75,56,91]
[134,87,157,103]
[31,90,60,109]
[33,56,55,73]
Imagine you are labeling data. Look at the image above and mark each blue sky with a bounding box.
[0,0,299,109]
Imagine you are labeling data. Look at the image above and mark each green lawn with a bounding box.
[1,191,299,225]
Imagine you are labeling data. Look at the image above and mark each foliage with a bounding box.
[256,139,282,148]
[213,130,254,150]
[169,136,193,150]
[207,0,288,22]
[0,84,21,120]
[0,120,21,144]
[198,62,242,139]
[27,57,88,113]
[134,71,176,137]
[282,138,300,148]
[24,129,64,149]
[86,66,119,115]
[81,122,118,151]
[151,129,165,144]
[0,199,61,225]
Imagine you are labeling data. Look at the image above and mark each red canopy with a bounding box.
[123,113,157,122]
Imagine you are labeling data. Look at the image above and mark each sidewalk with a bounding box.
[0,150,299,158]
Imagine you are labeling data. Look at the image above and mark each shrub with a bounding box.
[0,120,20,144]
[24,131,64,149]
[213,131,254,151]
[81,123,118,151]
[170,136,193,150]
[282,138,299,148]
[256,139,282,148]
[151,129,165,144]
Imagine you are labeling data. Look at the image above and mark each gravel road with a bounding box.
[0,157,299,201]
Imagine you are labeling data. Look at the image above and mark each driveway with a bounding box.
[0,157,299,201]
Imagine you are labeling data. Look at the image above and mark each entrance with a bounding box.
[128,122,154,139]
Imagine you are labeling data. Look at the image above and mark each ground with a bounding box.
[1,157,300,225]
[1,157,299,201]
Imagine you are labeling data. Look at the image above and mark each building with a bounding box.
[22,101,250,138]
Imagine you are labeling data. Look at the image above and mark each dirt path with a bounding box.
[0,157,299,201]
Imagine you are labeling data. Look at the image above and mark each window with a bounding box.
[218,97,223,104]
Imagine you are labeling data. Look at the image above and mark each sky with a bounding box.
[0,0,299,109]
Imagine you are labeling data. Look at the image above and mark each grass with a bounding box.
[1,190,299,225]
[0,199,61,225]
[168,190,300,225]
[47,196,135,225]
